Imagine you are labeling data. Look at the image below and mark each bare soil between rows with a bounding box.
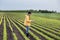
[8,18,25,40]
[31,26,58,40]
[33,22,60,32]
[6,18,13,40]
[14,19,47,40]
[12,19,35,40]
[33,24,60,36]
[0,18,3,40]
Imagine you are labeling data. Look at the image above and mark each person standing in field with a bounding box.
[24,12,32,37]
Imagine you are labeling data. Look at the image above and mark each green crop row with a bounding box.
[32,16,60,32]
[32,17,60,33]
[9,17,30,40]
[13,17,60,40]
[32,15,60,28]
[3,13,60,40]
[10,17,41,40]
[18,21,54,40]
[3,16,7,40]
[32,23,60,35]
[31,25,60,40]
[12,13,60,31]
[12,17,54,40]
[6,17,18,40]
[10,14,60,40]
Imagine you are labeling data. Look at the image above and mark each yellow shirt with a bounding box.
[24,15,31,26]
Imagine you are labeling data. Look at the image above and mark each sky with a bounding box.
[0,0,60,12]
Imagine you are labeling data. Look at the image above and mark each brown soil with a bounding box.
[0,18,3,40]
[6,18,13,40]
[9,18,25,40]
[12,19,36,40]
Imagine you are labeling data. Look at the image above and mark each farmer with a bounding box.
[24,12,32,37]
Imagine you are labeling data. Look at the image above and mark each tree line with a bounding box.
[0,10,56,13]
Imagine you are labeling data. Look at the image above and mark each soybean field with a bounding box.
[0,12,60,40]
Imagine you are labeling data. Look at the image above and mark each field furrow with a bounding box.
[12,17,54,40]
[33,22,60,33]
[6,17,17,40]
[0,16,3,40]
[10,17,40,40]
[3,16,7,40]
[0,12,60,40]
[9,18,30,40]
[32,23,60,36]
